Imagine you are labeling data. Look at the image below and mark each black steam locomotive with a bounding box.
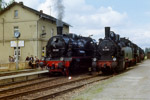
[92,27,144,74]
[40,24,96,76]
[40,24,144,75]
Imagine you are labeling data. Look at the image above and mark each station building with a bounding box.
[0,2,70,63]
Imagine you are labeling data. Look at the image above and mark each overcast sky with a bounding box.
[4,0,150,49]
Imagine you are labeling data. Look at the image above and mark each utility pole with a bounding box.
[16,38,19,69]
[14,31,20,70]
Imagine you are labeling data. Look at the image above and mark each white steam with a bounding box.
[55,0,65,26]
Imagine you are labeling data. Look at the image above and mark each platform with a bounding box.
[0,69,49,85]
[0,69,35,76]
[72,60,150,100]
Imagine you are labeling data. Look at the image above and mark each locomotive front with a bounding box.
[98,39,117,61]
[92,27,120,73]
[46,35,68,58]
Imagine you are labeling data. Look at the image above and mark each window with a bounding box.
[14,10,18,18]
[14,47,21,57]
[42,26,46,33]
[41,26,46,38]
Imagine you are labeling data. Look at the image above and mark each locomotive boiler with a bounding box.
[40,22,96,76]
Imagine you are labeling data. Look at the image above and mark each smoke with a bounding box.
[55,0,65,26]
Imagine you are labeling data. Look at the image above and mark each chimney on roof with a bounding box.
[19,2,23,5]
[40,10,43,13]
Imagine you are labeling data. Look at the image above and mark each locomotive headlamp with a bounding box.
[113,57,117,61]
[60,57,64,61]
[93,58,97,62]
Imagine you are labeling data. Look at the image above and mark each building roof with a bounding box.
[0,2,70,26]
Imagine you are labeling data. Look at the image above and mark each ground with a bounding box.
[71,60,150,100]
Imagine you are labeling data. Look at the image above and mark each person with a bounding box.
[25,56,30,61]
[12,55,16,62]
[29,60,34,69]
[9,56,15,62]
[9,56,12,62]
[30,55,34,63]
[34,56,37,61]
[35,57,39,68]
[28,55,34,68]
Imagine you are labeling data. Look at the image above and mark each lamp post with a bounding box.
[14,31,20,70]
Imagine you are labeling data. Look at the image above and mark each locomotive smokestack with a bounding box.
[105,27,110,39]
[116,34,120,42]
[57,19,63,35]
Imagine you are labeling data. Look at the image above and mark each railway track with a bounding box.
[0,77,61,93]
[32,75,112,100]
[0,74,112,100]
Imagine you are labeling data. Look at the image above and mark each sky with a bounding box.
[4,0,150,49]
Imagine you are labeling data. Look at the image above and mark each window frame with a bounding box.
[14,10,18,18]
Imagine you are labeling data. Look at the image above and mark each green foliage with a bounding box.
[0,0,15,11]
[0,0,4,11]
[8,0,15,5]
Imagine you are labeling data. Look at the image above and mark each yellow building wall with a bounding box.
[0,4,69,64]
[0,5,39,63]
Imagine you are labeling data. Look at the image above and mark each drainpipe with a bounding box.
[37,15,42,58]
[37,20,38,57]
[2,18,4,46]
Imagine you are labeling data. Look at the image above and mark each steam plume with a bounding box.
[55,0,65,26]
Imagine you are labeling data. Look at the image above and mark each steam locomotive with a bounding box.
[40,23,96,76]
[92,27,144,73]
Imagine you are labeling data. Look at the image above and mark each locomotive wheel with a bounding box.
[128,61,132,67]
[69,60,80,75]
[101,69,109,74]
[63,68,69,76]
[101,67,113,74]
[134,57,137,65]
[69,63,74,75]
[115,60,125,73]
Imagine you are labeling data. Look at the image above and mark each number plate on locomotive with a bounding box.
[103,49,110,51]
[53,49,59,52]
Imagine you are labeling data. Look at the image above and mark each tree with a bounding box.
[0,0,15,11]
[0,0,7,11]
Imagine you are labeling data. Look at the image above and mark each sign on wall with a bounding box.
[10,40,24,47]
